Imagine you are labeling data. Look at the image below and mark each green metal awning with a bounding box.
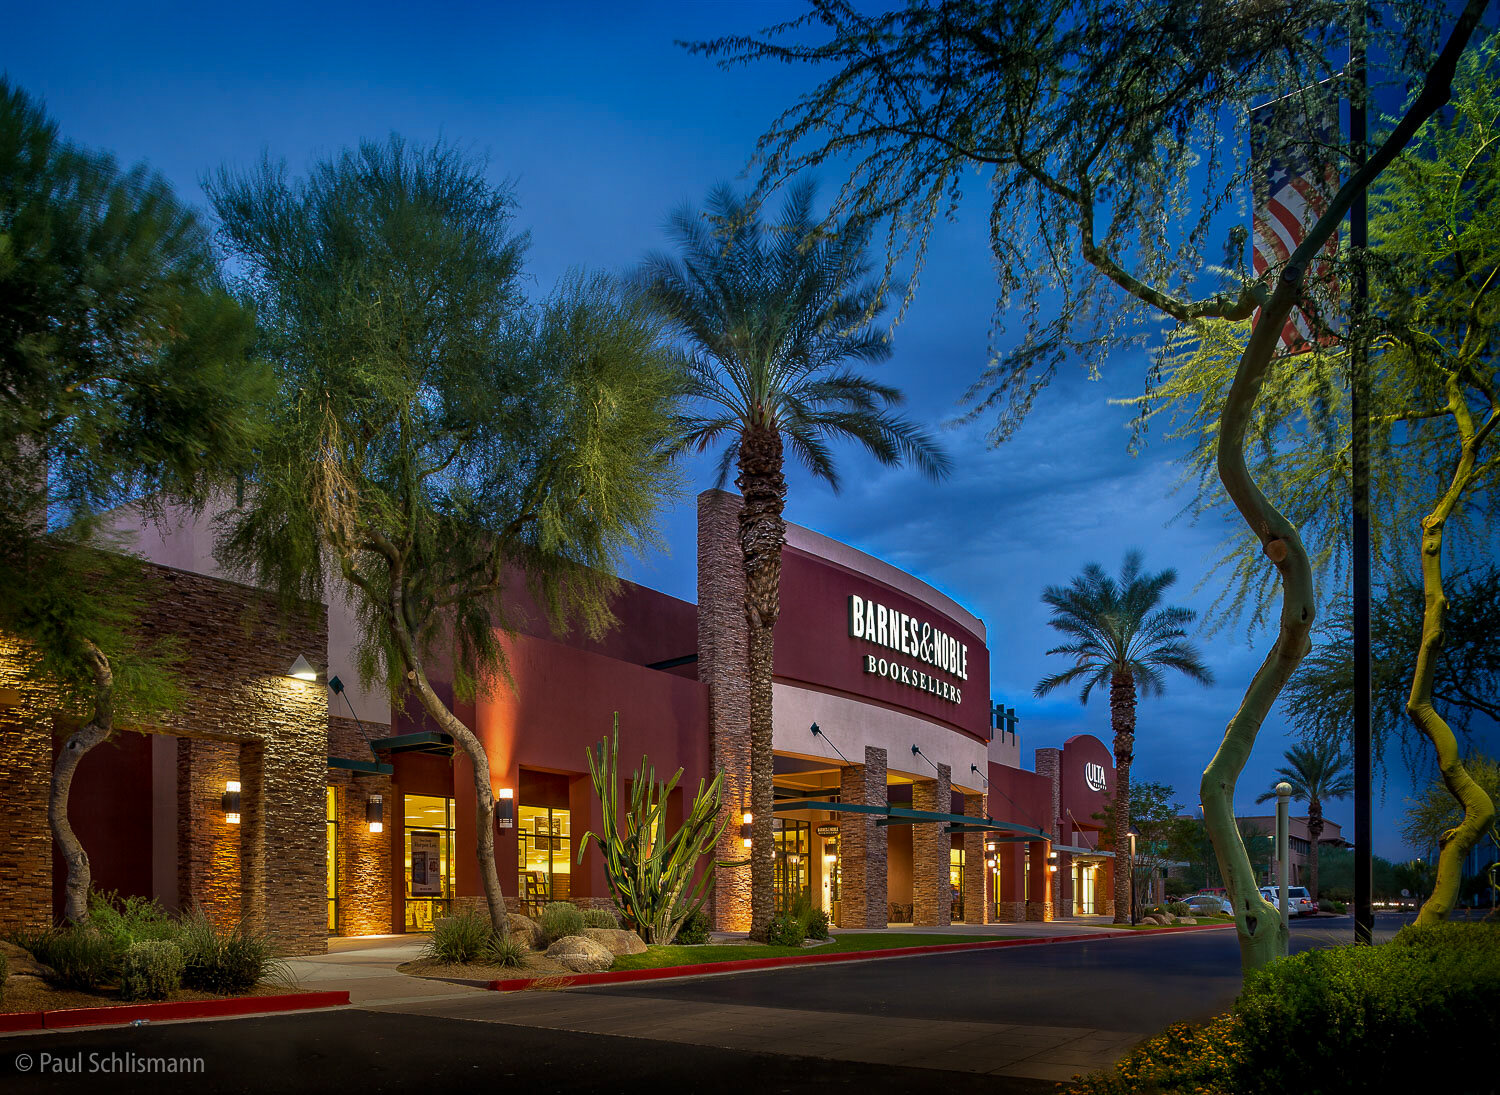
[772,798,1048,841]
[370,731,454,755]
[328,756,393,776]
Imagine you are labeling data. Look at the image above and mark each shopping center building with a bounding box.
[0,489,1118,952]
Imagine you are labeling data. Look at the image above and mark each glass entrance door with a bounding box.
[773,820,810,912]
[403,794,454,932]
[518,805,571,915]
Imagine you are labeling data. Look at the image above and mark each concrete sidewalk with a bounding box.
[282,935,483,1007]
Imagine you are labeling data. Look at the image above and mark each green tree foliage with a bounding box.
[1125,32,1500,926]
[1254,741,1353,900]
[1095,780,1198,919]
[636,181,948,938]
[0,79,267,922]
[1036,552,1213,923]
[691,0,1491,970]
[1285,569,1500,773]
[210,138,684,936]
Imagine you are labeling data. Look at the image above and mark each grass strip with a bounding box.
[610,932,1014,971]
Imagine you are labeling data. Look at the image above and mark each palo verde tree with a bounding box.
[636,181,949,939]
[210,139,684,937]
[1035,552,1213,924]
[1286,568,1500,772]
[1131,31,1500,926]
[688,0,1492,970]
[0,79,267,922]
[1254,741,1353,900]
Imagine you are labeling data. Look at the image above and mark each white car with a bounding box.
[1181,893,1233,915]
[1259,886,1317,916]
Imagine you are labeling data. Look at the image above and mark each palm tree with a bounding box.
[1035,551,1214,924]
[1256,741,1353,901]
[638,181,950,939]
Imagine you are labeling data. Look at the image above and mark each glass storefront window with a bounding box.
[326,786,338,934]
[950,847,964,921]
[518,805,571,915]
[404,794,454,932]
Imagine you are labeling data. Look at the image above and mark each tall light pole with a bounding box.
[1128,825,1140,926]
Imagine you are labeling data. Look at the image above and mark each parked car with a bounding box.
[1286,886,1316,916]
[1181,894,1233,915]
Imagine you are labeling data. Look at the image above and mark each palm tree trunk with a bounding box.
[1408,440,1496,926]
[1306,797,1323,902]
[737,424,786,941]
[50,639,115,925]
[1108,671,1136,924]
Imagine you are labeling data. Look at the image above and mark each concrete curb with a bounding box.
[489,922,1233,992]
[0,990,351,1033]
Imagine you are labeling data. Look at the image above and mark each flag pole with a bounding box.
[1349,0,1374,947]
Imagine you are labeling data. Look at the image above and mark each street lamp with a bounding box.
[1127,825,1140,926]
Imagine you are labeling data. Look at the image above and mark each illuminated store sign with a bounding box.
[1085,762,1108,792]
[848,594,967,704]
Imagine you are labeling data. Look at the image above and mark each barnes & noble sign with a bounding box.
[848,594,967,705]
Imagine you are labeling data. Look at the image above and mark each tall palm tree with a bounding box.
[1256,740,1353,901]
[638,181,950,939]
[1035,551,1214,924]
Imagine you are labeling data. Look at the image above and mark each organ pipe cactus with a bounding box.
[579,715,736,944]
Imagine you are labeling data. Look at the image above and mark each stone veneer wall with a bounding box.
[911,763,952,927]
[328,715,392,937]
[0,558,329,955]
[1035,748,1066,918]
[837,746,888,928]
[698,491,752,932]
[0,638,56,934]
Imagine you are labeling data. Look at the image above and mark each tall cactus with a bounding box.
[579,714,736,944]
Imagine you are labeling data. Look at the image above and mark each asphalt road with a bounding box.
[0,912,1411,1095]
[577,912,1407,1033]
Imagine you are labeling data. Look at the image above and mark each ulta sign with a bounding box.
[848,594,968,704]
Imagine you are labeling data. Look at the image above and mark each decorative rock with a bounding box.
[507,914,541,950]
[0,940,54,980]
[581,928,646,956]
[545,934,614,973]
[1180,917,1197,925]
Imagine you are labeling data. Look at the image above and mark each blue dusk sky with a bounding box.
[9,1,1493,860]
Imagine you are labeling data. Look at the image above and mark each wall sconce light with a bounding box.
[287,654,319,682]
[496,787,515,829]
[788,853,801,866]
[741,810,753,849]
[985,857,996,869]
[366,794,384,833]
[985,840,998,853]
[222,780,242,825]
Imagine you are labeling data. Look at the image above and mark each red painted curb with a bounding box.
[489,922,1233,991]
[1,990,350,1033]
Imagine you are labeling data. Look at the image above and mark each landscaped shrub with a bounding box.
[482,935,528,969]
[1069,1015,1241,1095]
[1167,901,1192,918]
[1231,921,1500,1095]
[89,890,178,951]
[673,908,710,945]
[426,909,494,964]
[581,907,619,929]
[765,913,806,947]
[118,940,184,1001]
[1319,898,1347,914]
[539,902,585,946]
[24,927,119,991]
[805,908,830,941]
[177,912,286,994]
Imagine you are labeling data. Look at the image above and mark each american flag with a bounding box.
[1250,92,1341,355]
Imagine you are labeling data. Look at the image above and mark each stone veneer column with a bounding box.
[698,491,752,932]
[911,763,952,927]
[962,793,988,925]
[1032,747,1062,921]
[837,746,888,928]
